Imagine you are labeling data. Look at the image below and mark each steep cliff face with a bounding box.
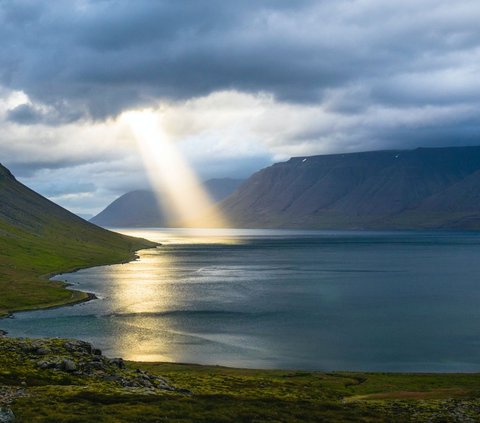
[219,146,480,229]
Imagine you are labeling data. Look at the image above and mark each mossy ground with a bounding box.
[2,336,480,422]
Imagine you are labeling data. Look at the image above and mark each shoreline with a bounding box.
[0,248,153,319]
[3,234,480,375]
[2,327,480,375]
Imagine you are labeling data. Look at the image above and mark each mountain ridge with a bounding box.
[219,146,480,229]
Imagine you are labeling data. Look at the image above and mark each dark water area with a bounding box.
[3,228,480,372]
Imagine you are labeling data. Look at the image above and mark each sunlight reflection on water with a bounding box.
[4,228,480,371]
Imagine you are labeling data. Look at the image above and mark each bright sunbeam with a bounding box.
[122,110,228,228]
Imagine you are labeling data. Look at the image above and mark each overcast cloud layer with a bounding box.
[1,0,480,214]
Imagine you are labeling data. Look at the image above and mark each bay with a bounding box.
[3,228,480,372]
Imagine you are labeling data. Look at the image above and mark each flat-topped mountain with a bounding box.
[90,178,244,227]
[219,146,480,229]
[0,163,156,315]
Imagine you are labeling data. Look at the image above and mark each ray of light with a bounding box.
[122,110,228,228]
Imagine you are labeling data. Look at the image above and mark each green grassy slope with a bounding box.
[2,336,480,422]
[0,163,156,316]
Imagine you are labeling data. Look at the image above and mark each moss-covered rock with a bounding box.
[0,337,178,396]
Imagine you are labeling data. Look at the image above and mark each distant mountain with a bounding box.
[90,178,244,227]
[76,213,94,220]
[90,190,166,227]
[219,146,480,230]
[0,162,156,315]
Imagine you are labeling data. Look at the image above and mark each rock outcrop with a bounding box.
[0,337,186,396]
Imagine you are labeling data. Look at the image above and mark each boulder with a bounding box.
[62,359,77,372]
[110,358,125,369]
[35,347,51,355]
[64,340,93,355]
[0,407,15,423]
[36,359,58,370]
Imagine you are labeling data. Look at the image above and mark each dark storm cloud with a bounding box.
[0,0,324,119]
[1,0,477,125]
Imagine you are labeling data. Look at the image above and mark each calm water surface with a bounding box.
[3,228,480,372]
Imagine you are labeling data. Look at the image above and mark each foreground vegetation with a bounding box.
[1,335,480,422]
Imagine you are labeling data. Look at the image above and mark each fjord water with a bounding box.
[3,228,480,372]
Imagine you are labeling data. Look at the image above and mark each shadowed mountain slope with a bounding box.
[219,146,480,229]
[90,178,244,227]
[91,190,165,228]
[0,163,156,315]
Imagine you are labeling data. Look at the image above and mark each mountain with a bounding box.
[90,178,244,227]
[0,163,156,316]
[203,178,246,202]
[219,146,480,230]
[91,190,165,227]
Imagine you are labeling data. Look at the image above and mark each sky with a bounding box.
[1,0,480,216]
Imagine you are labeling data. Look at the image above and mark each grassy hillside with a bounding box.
[2,335,480,422]
[0,163,156,316]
